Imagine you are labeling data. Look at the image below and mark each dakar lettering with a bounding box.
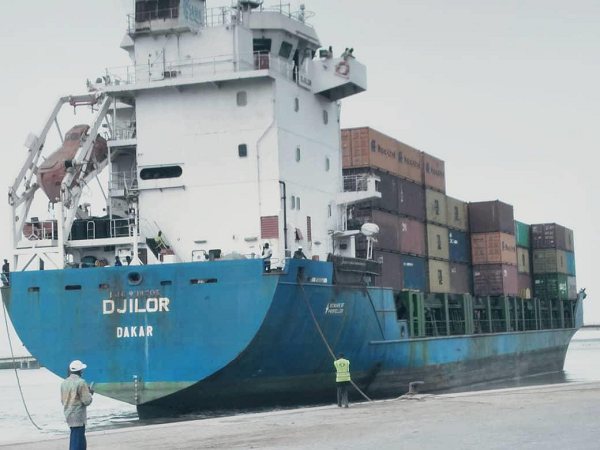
[117,326,153,338]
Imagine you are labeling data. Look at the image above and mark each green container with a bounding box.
[514,221,530,248]
[534,273,568,300]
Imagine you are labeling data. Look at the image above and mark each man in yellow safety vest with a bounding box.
[334,353,351,408]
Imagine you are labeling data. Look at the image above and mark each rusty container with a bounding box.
[468,200,515,235]
[428,259,451,293]
[532,249,569,275]
[373,250,402,291]
[446,196,469,231]
[347,127,399,175]
[398,178,425,221]
[470,232,517,265]
[421,152,446,192]
[450,263,472,294]
[398,217,426,256]
[517,273,533,299]
[531,223,570,251]
[425,189,447,225]
[517,247,531,274]
[426,224,450,260]
[396,140,422,183]
[342,129,352,168]
[473,264,518,297]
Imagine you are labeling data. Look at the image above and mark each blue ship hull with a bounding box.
[2,259,577,417]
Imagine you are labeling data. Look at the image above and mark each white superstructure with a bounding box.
[9,1,378,270]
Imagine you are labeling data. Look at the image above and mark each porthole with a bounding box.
[128,272,143,286]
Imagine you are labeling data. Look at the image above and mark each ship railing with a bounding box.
[257,3,315,27]
[524,319,538,331]
[109,171,138,193]
[104,51,294,86]
[110,219,133,238]
[127,6,236,34]
[343,175,370,192]
[23,220,57,241]
[112,124,136,141]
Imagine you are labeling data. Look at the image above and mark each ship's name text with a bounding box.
[102,297,170,315]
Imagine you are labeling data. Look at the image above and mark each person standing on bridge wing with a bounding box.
[334,354,351,408]
[61,360,94,450]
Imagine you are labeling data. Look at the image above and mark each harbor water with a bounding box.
[1,328,599,447]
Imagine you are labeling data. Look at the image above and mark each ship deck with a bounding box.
[7,381,600,449]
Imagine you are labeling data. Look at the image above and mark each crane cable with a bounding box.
[297,279,372,402]
[2,296,43,430]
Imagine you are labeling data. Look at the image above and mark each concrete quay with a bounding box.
[7,382,600,450]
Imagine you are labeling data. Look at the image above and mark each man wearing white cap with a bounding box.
[61,360,94,450]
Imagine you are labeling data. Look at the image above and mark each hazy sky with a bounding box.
[0,0,597,356]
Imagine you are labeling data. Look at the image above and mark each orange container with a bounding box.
[421,152,446,192]
[346,127,399,174]
[471,232,517,265]
[396,141,422,183]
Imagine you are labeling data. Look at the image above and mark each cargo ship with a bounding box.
[2,1,585,418]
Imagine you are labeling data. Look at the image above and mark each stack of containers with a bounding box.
[531,223,576,301]
[469,201,518,297]
[447,196,471,295]
[422,153,450,294]
[342,127,426,291]
[515,221,533,299]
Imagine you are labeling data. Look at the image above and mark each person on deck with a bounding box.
[334,354,351,408]
[61,360,94,450]
[114,256,122,267]
[2,259,9,286]
[125,256,132,266]
[262,243,272,272]
[293,246,307,259]
[155,231,167,250]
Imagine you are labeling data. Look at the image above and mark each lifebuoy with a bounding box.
[335,61,350,76]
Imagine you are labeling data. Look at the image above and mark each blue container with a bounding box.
[402,255,426,291]
[449,230,470,263]
[566,252,576,276]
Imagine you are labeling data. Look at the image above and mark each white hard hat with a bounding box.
[298,246,303,250]
[69,360,87,372]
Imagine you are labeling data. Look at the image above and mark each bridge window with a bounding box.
[323,110,328,124]
[294,97,300,112]
[253,38,272,53]
[238,144,248,158]
[325,157,330,171]
[140,165,182,180]
[279,41,293,59]
[296,147,301,162]
[291,196,296,210]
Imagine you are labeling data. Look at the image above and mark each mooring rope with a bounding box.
[297,280,373,402]
[2,296,43,430]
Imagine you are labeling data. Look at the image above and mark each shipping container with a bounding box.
[353,209,399,251]
[473,264,518,297]
[342,129,352,168]
[425,189,447,225]
[517,247,530,274]
[398,178,425,221]
[396,141,422,183]
[398,217,426,256]
[566,252,576,276]
[373,251,402,291]
[565,228,575,252]
[401,255,426,291]
[517,273,533,299]
[514,221,530,248]
[345,127,400,175]
[421,152,446,192]
[567,276,577,300]
[534,273,568,301]
[426,224,450,260]
[449,263,472,294]
[446,196,469,231]
[531,223,567,250]
[532,249,568,275]
[448,230,470,263]
[471,232,517,266]
[468,201,514,235]
[428,259,451,293]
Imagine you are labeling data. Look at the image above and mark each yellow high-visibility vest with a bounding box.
[334,358,351,382]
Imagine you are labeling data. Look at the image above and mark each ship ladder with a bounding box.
[297,279,373,402]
